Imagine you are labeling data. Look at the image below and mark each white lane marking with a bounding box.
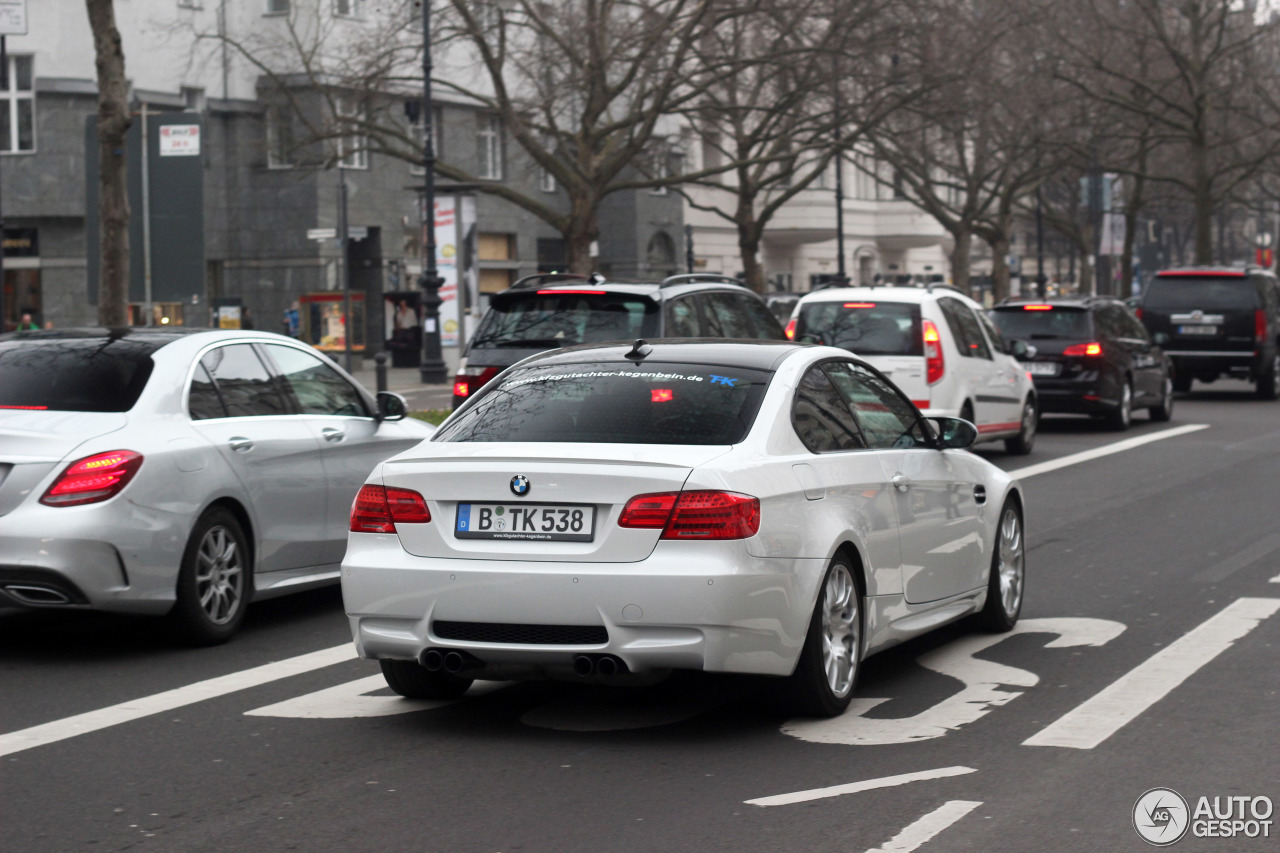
[782,617,1124,746]
[1270,573,1280,584]
[1024,597,1280,750]
[1005,424,1209,480]
[864,800,983,853]
[0,644,356,757]
[1194,533,1280,583]
[245,676,507,718]
[745,766,976,808]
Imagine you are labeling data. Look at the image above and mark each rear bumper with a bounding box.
[341,533,825,677]
[1167,351,1260,379]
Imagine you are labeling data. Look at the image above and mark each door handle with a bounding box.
[229,436,253,452]
[321,427,346,443]
[892,473,911,492]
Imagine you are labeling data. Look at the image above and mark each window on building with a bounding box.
[334,0,361,18]
[649,148,670,195]
[182,86,206,113]
[701,133,723,173]
[265,103,294,168]
[1,55,35,154]
[336,97,368,169]
[477,114,503,179]
[266,0,290,13]
[408,107,441,176]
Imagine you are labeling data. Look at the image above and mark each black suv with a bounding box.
[1137,267,1280,399]
[452,273,787,407]
[990,298,1174,429]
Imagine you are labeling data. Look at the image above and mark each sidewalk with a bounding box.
[344,349,461,393]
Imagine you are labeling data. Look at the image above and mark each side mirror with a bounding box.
[1152,331,1170,347]
[929,416,978,450]
[376,391,408,422]
[1007,339,1029,359]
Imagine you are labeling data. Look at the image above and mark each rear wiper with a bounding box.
[1029,334,1061,339]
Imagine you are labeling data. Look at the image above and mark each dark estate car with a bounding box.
[452,273,788,407]
[1136,267,1280,399]
[990,298,1174,430]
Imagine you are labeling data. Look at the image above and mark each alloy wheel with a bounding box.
[997,507,1025,617]
[195,526,244,625]
[821,564,859,698]
[1119,382,1132,427]
[1021,401,1037,443]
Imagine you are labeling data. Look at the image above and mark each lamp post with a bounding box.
[831,65,848,287]
[1035,186,1047,299]
[418,0,447,384]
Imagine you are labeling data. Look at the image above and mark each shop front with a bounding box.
[3,228,41,331]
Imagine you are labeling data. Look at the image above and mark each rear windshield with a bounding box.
[0,337,157,412]
[1145,277,1257,310]
[990,307,1093,340]
[470,292,659,350]
[434,361,771,445]
[793,301,922,356]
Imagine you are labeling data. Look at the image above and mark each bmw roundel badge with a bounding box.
[510,475,531,497]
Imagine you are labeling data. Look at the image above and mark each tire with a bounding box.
[1105,379,1132,431]
[1172,373,1192,394]
[959,401,975,425]
[1256,353,1280,401]
[1004,398,1037,455]
[786,556,863,717]
[1149,375,1174,422]
[978,500,1025,633]
[167,507,251,646]
[380,659,473,699]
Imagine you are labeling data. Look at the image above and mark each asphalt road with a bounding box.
[4,382,1279,852]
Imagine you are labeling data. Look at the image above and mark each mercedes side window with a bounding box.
[198,344,288,418]
[263,344,369,417]
[827,362,930,450]
[663,297,701,337]
[792,365,866,452]
[188,362,228,420]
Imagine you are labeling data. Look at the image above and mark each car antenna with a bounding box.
[625,339,652,361]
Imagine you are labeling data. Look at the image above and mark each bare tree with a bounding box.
[86,0,130,326]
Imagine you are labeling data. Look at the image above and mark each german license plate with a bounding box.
[1179,325,1218,335]
[455,503,595,542]
[1021,361,1060,376]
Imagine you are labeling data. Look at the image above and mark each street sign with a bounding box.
[0,0,27,36]
[307,227,368,241]
[158,124,200,156]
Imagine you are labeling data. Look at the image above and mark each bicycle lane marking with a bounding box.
[0,644,356,757]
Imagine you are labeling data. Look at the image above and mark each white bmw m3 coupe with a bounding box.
[342,340,1026,716]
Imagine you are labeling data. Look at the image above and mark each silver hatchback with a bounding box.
[0,328,432,643]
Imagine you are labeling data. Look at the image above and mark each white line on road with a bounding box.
[1271,573,1280,584]
[1005,424,1209,480]
[0,643,356,757]
[1023,597,1280,750]
[1193,533,1280,583]
[744,766,976,808]
[864,800,983,853]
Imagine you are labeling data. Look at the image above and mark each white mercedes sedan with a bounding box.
[0,328,431,644]
[342,340,1026,716]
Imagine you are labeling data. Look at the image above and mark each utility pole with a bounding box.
[684,223,694,274]
[832,66,848,287]
[338,166,352,371]
[418,0,447,384]
[1035,186,1047,299]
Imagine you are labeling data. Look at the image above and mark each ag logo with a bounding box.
[510,475,530,497]
[1134,788,1190,846]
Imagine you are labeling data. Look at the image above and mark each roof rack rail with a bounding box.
[926,283,967,297]
[509,272,599,290]
[659,273,742,288]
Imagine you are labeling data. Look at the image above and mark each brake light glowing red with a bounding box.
[1023,304,1053,311]
[536,289,606,295]
[843,302,877,309]
[619,490,760,539]
[1256,309,1267,343]
[40,450,143,507]
[1063,342,1102,357]
[651,388,674,402]
[1134,307,1143,321]
[923,320,944,384]
[0,404,48,410]
[453,381,470,397]
[452,367,501,399]
[784,318,796,340]
[349,485,431,533]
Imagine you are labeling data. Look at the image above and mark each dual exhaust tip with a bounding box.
[421,648,477,674]
[573,653,627,678]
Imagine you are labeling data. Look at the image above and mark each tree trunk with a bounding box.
[1120,176,1144,299]
[86,0,131,327]
[989,234,1011,304]
[950,226,973,295]
[563,194,600,275]
[736,195,765,293]
[1191,134,1213,264]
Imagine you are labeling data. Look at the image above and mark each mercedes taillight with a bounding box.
[349,485,431,533]
[40,450,143,507]
[619,490,760,540]
[923,320,944,384]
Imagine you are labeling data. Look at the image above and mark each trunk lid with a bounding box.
[381,442,730,562]
[0,411,128,517]
[858,355,928,406]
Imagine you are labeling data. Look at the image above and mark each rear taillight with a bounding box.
[40,450,143,507]
[452,366,501,400]
[619,490,760,540]
[1256,309,1267,344]
[784,318,796,340]
[349,485,431,533]
[923,320,944,384]
[1134,307,1143,321]
[1063,342,1103,357]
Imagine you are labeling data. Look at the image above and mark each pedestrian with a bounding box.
[18,313,39,331]
[241,307,255,330]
